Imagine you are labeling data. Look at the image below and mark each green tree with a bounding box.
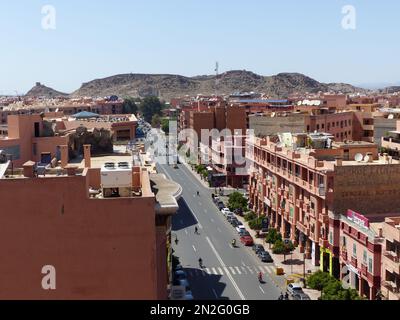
[140,96,163,123]
[265,228,282,245]
[122,97,138,114]
[151,114,161,127]
[161,118,170,134]
[307,270,332,291]
[228,192,248,211]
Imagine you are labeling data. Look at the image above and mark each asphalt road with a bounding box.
[156,160,283,300]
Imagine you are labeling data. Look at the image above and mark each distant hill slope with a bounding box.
[25,71,369,100]
[25,82,68,98]
[70,70,367,100]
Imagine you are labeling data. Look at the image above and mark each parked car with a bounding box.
[177,279,191,293]
[240,235,254,246]
[174,264,183,272]
[226,213,234,220]
[184,291,194,300]
[217,202,225,210]
[233,208,243,216]
[221,208,232,216]
[236,225,246,234]
[230,217,239,225]
[252,244,265,255]
[174,270,187,281]
[292,292,311,300]
[287,283,304,296]
[239,230,250,237]
[258,251,273,263]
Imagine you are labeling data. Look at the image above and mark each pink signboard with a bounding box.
[347,209,370,229]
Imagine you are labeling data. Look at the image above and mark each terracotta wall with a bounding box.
[0,174,159,300]
[333,165,400,216]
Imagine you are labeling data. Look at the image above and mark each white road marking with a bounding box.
[192,245,197,252]
[217,267,224,275]
[258,266,265,272]
[264,266,273,273]
[229,267,236,275]
[205,268,211,274]
[211,267,218,275]
[247,266,254,274]
[241,267,248,274]
[259,286,265,294]
[241,261,246,267]
[235,267,241,274]
[205,236,246,300]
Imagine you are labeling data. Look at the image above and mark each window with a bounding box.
[317,124,320,130]
[368,257,373,273]
[363,250,367,264]
[329,231,333,244]
[322,123,325,129]
[353,243,357,257]
[341,236,347,247]
[290,207,294,218]
[332,122,335,128]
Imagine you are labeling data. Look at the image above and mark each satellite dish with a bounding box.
[388,114,394,119]
[364,155,370,163]
[354,153,363,162]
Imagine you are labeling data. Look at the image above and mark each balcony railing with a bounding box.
[351,256,358,268]
[341,251,348,261]
[361,264,368,277]
[384,251,400,263]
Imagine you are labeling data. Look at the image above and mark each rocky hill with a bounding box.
[70,71,367,100]
[26,71,368,100]
[25,82,68,98]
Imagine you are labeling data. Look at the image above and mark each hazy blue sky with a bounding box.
[1,0,399,94]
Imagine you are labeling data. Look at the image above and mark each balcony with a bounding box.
[351,256,358,268]
[319,238,329,248]
[319,213,329,225]
[382,281,400,297]
[361,264,368,277]
[341,250,348,262]
[296,198,304,208]
[383,251,400,274]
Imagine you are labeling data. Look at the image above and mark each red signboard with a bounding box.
[347,209,369,229]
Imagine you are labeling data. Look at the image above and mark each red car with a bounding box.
[240,235,254,246]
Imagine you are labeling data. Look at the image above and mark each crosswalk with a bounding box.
[184,265,275,277]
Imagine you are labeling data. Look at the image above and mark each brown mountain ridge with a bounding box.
[26,71,368,100]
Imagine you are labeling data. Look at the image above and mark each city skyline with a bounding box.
[1,0,400,94]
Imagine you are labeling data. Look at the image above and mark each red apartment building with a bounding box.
[0,143,181,299]
[247,133,400,282]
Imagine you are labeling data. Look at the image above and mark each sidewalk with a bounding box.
[178,156,246,194]
[232,212,320,298]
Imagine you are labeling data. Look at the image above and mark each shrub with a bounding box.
[272,239,286,254]
[244,211,257,222]
[249,216,264,230]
